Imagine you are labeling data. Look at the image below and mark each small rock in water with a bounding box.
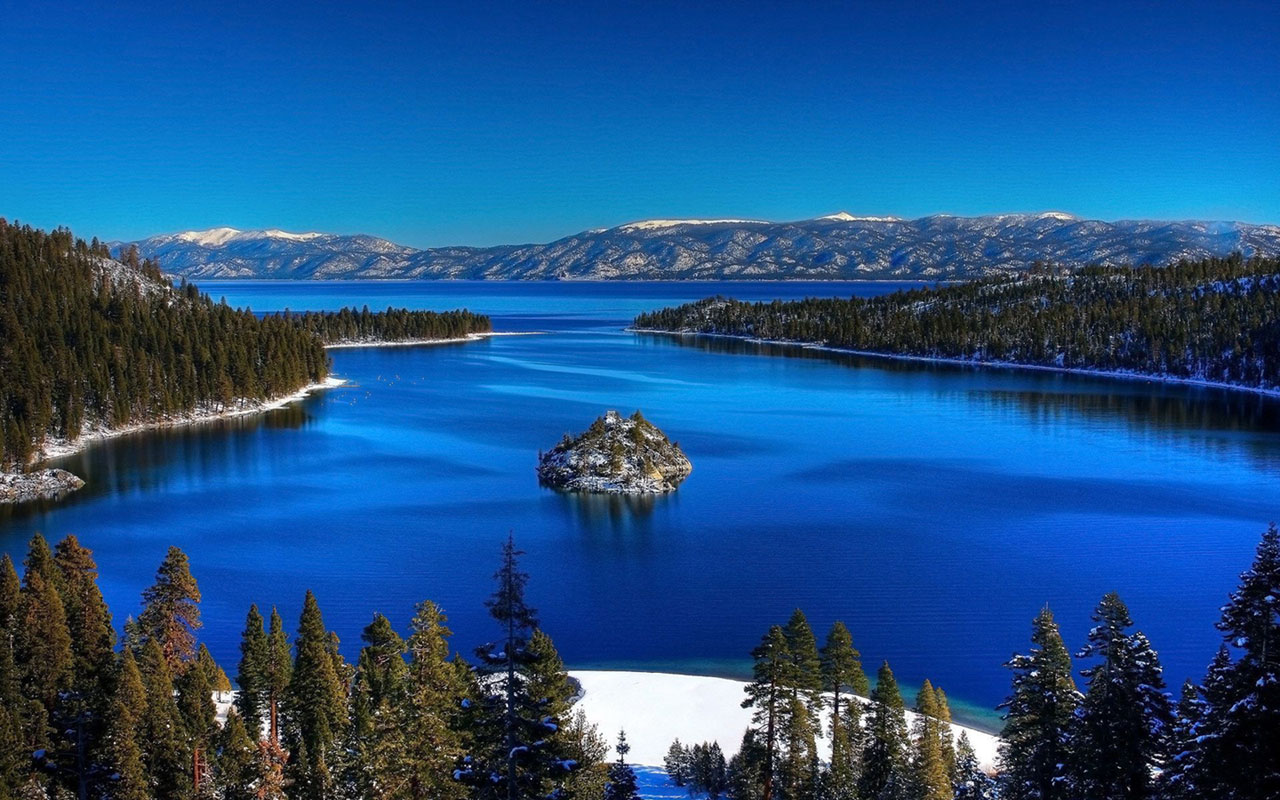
[537,410,692,494]
[0,468,86,504]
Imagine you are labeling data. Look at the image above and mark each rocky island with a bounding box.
[537,410,692,494]
[1,468,86,504]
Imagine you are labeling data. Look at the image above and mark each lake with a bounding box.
[5,280,1280,730]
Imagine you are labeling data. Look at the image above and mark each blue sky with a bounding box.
[1,0,1277,246]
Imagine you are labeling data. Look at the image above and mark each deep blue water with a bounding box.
[5,280,1280,730]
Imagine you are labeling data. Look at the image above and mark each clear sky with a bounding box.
[1,0,1277,247]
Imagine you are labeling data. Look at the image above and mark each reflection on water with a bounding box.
[4,282,1280,730]
[646,332,1280,473]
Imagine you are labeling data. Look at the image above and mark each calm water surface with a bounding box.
[5,280,1280,729]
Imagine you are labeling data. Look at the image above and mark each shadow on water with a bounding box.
[0,404,314,524]
[642,332,1280,471]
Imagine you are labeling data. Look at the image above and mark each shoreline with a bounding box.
[633,328,1280,401]
[323,330,539,349]
[34,375,350,465]
[569,670,1001,772]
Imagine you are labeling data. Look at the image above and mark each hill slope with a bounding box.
[120,213,1280,281]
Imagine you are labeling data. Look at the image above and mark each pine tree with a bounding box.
[690,742,728,799]
[52,536,114,704]
[910,681,953,800]
[860,661,910,800]
[821,621,868,799]
[460,535,573,800]
[742,625,790,800]
[137,638,192,800]
[728,729,768,800]
[0,555,23,799]
[105,650,150,800]
[664,739,690,787]
[781,609,823,800]
[1184,524,1280,799]
[603,731,641,800]
[214,711,258,800]
[1067,592,1171,800]
[137,546,202,674]
[265,607,292,745]
[952,733,995,800]
[1157,680,1204,800]
[283,591,348,800]
[998,607,1079,800]
[348,612,409,800]
[398,601,469,799]
[16,565,72,743]
[178,656,218,795]
[196,643,231,692]
[559,709,609,800]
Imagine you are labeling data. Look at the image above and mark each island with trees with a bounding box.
[537,410,692,494]
[634,253,1280,397]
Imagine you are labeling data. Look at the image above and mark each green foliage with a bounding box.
[636,253,1280,393]
[860,662,910,800]
[0,219,329,467]
[998,608,1079,800]
[283,591,348,799]
[277,306,492,344]
[137,545,202,674]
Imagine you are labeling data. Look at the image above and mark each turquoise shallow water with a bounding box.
[4,280,1280,730]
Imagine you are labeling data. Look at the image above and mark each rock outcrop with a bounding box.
[0,468,86,504]
[537,410,692,494]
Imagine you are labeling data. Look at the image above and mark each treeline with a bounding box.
[0,220,329,468]
[0,220,494,470]
[659,525,1280,800]
[277,307,492,345]
[0,534,635,800]
[634,254,1280,393]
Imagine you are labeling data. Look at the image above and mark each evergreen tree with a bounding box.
[213,711,258,800]
[910,681,953,800]
[689,742,729,799]
[781,610,823,800]
[104,650,149,800]
[178,657,218,795]
[16,564,72,745]
[952,733,994,800]
[1183,524,1280,799]
[0,555,23,799]
[283,590,348,800]
[265,607,292,744]
[397,601,469,800]
[603,731,641,800]
[1067,592,1171,800]
[728,729,768,800]
[1157,680,1204,800]
[196,643,231,692]
[137,639,192,800]
[137,546,202,674]
[347,612,409,800]
[860,662,910,800]
[998,607,1079,800]
[742,625,791,800]
[52,536,114,704]
[558,709,609,800]
[460,535,572,800]
[821,621,868,800]
[664,739,690,787]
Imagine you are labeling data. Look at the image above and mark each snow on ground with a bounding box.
[569,671,1001,773]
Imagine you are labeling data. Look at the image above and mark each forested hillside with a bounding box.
[0,220,330,468]
[283,306,491,344]
[635,254,1280,393]
[0,221,493,471]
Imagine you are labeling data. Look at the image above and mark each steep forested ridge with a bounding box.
[635,254,1280,394]
[0,220,330,468]
[0,221,493,471]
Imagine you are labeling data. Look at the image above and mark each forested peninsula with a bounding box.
[634,254,1280,396]
[0,220,490,499]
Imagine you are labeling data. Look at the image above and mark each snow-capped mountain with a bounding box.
[118,214,1280,280]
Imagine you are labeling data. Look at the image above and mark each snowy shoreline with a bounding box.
[570,670,1001,772]
[324,330,539,349]
[632,328,1280,401]
[33,376,349,464]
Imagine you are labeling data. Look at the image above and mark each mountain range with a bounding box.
[115,213,1280,281]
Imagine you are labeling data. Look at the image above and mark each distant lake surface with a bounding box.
[6,280,1280,730]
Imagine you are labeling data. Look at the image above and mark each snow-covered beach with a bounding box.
[569,670,1001,772]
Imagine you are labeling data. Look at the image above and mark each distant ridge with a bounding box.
[117,213,1280,281]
